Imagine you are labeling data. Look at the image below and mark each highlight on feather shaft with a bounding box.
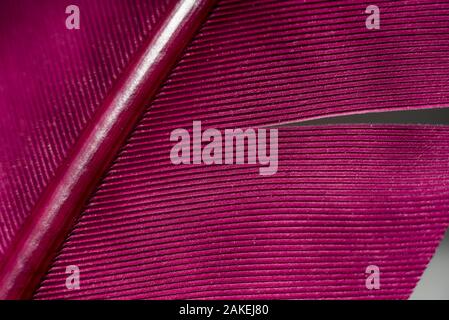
[0,0,218,300]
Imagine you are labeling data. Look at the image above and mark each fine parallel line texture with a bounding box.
[35,0,449,299]
[35,126,449,299]
[143,0,449,129]
[0,0,175,259]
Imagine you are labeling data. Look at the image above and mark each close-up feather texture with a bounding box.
[0,0,449,300]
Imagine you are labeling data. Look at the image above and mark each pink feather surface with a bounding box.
[35,125,449,299]
[36,0,449,299]
[1,0,449,299]
[0,0,175,258]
